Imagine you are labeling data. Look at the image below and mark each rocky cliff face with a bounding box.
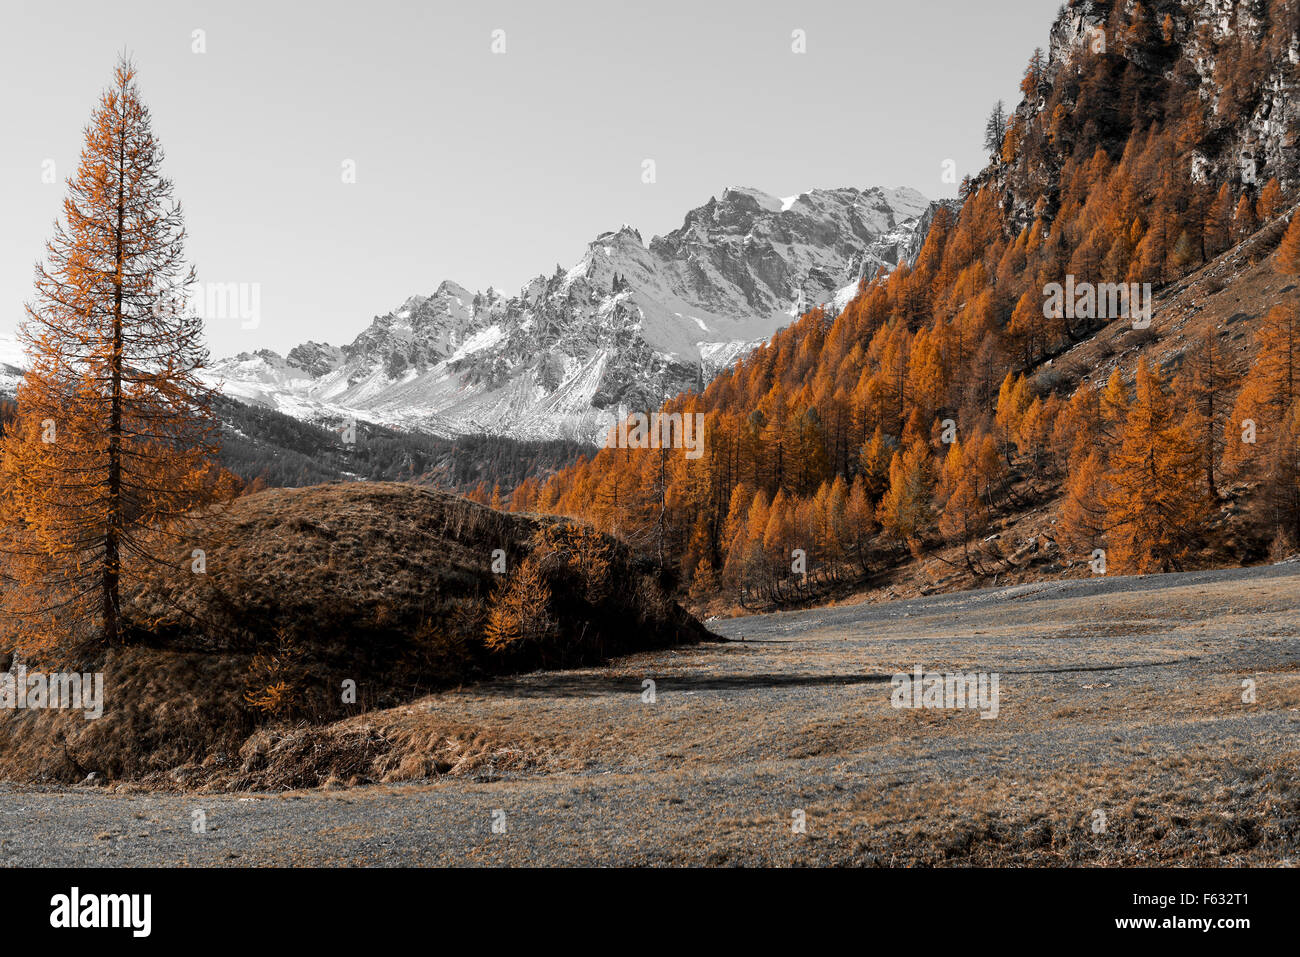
[209,186,940,441]
[984,0,1299,229]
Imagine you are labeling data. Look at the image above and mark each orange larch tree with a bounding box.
[876,439,936,555]
[1176,322,1240,500]
[1103,358,1209,572]
[1275,212,1300,277]
[1267,401,1300,549]
[1256,178,1286,222]
[1227,302,1300,473]
[1232,192,1258,242]
[1060,450,1110,556]
[0,58,221,652]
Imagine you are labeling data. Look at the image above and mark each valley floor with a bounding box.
[3,562,1299,866]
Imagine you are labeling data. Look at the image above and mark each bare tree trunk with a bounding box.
[104,123,125,645]
[654,445,667,567]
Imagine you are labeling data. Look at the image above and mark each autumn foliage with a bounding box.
[512,2,1300,601]
[0,59,222,653]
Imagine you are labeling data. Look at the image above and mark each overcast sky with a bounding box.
[1,0,1063,358]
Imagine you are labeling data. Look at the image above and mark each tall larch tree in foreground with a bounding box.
[0,58,221,652]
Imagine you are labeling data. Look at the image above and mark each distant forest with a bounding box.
[0,393,586,497]
[214,396,587,495]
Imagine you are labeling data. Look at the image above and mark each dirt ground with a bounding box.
[1,561,1298,866]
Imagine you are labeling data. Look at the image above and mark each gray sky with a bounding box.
[1,0,1063,358]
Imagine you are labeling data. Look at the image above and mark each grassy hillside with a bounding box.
[0,483,713,787]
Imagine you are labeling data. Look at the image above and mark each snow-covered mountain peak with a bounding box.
[719,186,786,213]
[210,184,945,442]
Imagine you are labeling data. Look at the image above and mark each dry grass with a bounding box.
[795,751,1300,866]
[151,711,554,792]
[0,483,711,786]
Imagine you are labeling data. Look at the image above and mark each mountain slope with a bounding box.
[983,0,1300,228]
[526,0,1300,611]
[209,186,940,442]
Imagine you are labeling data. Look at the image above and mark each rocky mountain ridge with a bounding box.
[209,185,943,441]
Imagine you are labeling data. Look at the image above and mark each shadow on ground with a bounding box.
[471,671,895,698]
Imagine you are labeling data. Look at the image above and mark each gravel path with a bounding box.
[3,562,1298,866]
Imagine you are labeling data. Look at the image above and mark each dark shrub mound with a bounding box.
[0,482,714,786]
